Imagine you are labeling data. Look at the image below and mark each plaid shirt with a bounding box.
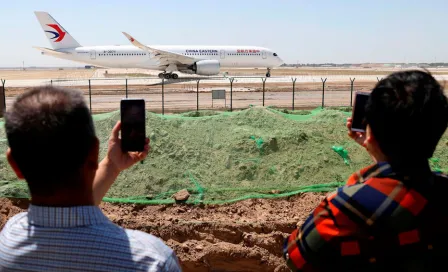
[283,162,448,271]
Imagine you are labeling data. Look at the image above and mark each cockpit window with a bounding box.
[273,53,278,57]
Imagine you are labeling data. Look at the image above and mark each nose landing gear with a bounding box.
[265,68,271,77]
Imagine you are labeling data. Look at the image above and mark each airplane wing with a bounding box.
[122,32,196,66]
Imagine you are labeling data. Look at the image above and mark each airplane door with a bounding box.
[220,50,225,59]
[262,51,267,59]
[90,51,96,60]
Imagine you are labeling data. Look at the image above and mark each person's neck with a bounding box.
[31,190,95,207]
[387,159,431,177]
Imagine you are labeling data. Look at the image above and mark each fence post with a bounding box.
[321,78,327,108]
[0,79,5,117]
[350,77,356,107]
[196,79,200,111]
[88,79,92,113]
[262,77,267,106]
[125,79,128,98]
[162,78,165,115]
[229,77,234,112]
[292,78,297,111]
[50,79,53,86]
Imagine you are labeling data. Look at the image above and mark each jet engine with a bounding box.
[188,60,220,75]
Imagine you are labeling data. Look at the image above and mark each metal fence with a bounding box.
[1,76,380,114]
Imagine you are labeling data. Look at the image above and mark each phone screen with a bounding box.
[351,92,369,132]
[120,99,146,152]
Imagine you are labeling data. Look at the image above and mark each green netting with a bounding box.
[332,146,351,165]
[0,106,447,205]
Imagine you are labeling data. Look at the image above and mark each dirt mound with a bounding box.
[1,107,447,204]
[0,193,325,271]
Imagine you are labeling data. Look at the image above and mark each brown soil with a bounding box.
[0,193,326,272]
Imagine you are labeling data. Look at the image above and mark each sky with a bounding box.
[1,0,447,67]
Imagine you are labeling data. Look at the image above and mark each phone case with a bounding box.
[351,91,370,132]
[120,99,146,152]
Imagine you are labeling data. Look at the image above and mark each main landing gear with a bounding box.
[266,68,271,78]
[158,72,179,79]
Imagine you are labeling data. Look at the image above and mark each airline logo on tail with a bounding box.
[45,24,66,42]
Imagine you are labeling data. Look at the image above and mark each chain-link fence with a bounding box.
[35,76,367,113]
[2,74,446,114]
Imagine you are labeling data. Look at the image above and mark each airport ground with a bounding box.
[1,67,448,271]
[4,82,377,114]
[2,67,448,114]
[2,66,448,80]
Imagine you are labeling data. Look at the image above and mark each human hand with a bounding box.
[346,117,366,146]
[105,121,150,173]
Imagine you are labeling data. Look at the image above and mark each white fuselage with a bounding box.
[44,45,284,71]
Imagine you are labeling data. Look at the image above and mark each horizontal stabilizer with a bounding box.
[33,46,70,56]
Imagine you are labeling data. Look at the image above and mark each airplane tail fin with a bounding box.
[34,11,81,50]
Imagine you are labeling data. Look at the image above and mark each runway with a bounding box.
[5,74,448,88]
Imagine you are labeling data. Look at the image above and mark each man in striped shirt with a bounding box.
[283,70,448,271]
[0,86,182,271]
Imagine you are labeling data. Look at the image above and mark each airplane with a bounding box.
[33,11,284,79]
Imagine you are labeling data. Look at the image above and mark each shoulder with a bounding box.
[1,212,28,233]
[329,172,408,228]
[124,228,181,270]
[125,228,174,255]
[93,222,181,271]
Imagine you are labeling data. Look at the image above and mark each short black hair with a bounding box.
[365,70,448,169]
[4,86,96,196]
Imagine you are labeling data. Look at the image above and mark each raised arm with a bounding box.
[92,121,150,205]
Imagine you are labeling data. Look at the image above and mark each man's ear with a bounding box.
[365,125,374,143]
[6,148,24,179]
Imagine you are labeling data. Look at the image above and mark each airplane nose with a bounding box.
[277,57,284,66]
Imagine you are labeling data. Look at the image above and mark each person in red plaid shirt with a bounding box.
[283,70,448,271]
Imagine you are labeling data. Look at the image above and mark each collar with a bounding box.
[375,161,394,177]
[360,161,433,183]
[27,204,110,228]
[357,161,393,182]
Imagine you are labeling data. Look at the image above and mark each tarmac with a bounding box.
[5,74,448,88]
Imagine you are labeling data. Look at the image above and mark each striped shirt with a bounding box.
[283,162,448,271]
[0,205,182,272]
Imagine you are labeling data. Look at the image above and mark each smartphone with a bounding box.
[120,99,146,152]
[351,91,370,132]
